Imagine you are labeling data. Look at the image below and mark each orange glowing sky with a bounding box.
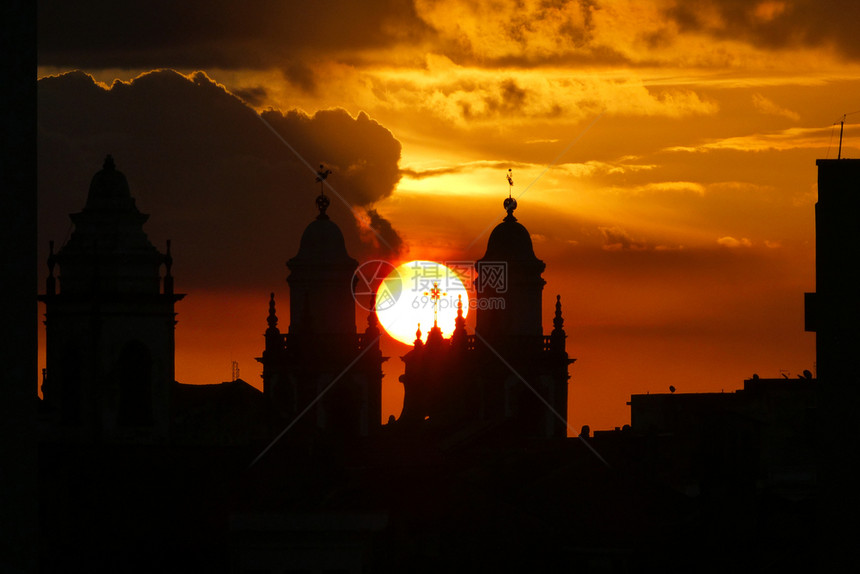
[37,0,860,430]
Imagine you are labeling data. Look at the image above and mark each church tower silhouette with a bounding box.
[39,155,183,442]
[258,175,385,437]
[398,196,573,438]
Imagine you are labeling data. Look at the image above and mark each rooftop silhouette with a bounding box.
[32,155,851,572]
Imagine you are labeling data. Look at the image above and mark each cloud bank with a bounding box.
[38,70,404,292]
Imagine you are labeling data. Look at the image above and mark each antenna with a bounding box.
[835,110,860,159]
[838,114,845,160]
[231,360,240,382]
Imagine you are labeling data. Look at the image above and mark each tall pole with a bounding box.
[838,116,845,160]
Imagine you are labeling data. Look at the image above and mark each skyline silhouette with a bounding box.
[29,152,854,572]
[11,3,860,571]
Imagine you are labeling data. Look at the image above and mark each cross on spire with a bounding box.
[424,281,446,327]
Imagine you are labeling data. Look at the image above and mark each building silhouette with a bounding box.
[397,198,572,438]
[38,155,183,443]
[35,154,849,572]
[807,158,860,569]
[258,189,385,438]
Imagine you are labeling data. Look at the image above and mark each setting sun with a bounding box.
[375,259,469,346]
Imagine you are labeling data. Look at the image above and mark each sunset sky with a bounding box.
[36,0,860,431]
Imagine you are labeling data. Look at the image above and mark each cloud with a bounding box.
[358,207,405,258]
[613,181,707,196]
[666,125,845,153]
[599,226,649,251]
[232,85,269,107]
[38,70,404,293]
[413,0,596,63]
[717,236,753,248]
[751,93,800,121]
[38,0,432,69]
[663,0,860,60]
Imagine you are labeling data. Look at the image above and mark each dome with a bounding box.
[289,217,356,266]
[481,215,540,262]
[85,155,132,207]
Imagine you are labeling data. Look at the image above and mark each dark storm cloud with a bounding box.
[664,0,860,59]
[232,85,269,107]
[363,208,405,257]
[38,69,404,292]
[38,0,431,69]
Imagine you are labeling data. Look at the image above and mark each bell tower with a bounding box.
[258,167,384,437]
[470,185,571,438]
[475,194,546,347]
[39,155,183,442]
[397,179,572,439]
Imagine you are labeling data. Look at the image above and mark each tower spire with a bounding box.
[367,290,380,330]
[414,323,424,347]
[451,293,468,348]
[266,292,279,332]
[551,294,567,352]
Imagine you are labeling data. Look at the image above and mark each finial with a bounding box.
[550,294,566,352]
[267,292,280,330]
[103,154,115,171]
[267,292,279,330]
[366,291,379,330]
[315,163,332,219]
[553,294,564,331]
[503,169,517,220]
[452,293,467,345]
[414,323,424,347]
[454,293,466,331]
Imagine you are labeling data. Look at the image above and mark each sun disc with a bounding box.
[375,260,469,346]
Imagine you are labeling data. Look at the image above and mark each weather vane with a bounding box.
[504,168,517,217]
[424,281,446,328]
[315,164,332,218]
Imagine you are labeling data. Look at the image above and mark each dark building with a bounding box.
[397,198,572,438]
[627,375,816,500]
[806,158,860,568]
[38,155,183,443]
[36,154,843,573]
[807,159,860,386]
[257,189,385,438]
